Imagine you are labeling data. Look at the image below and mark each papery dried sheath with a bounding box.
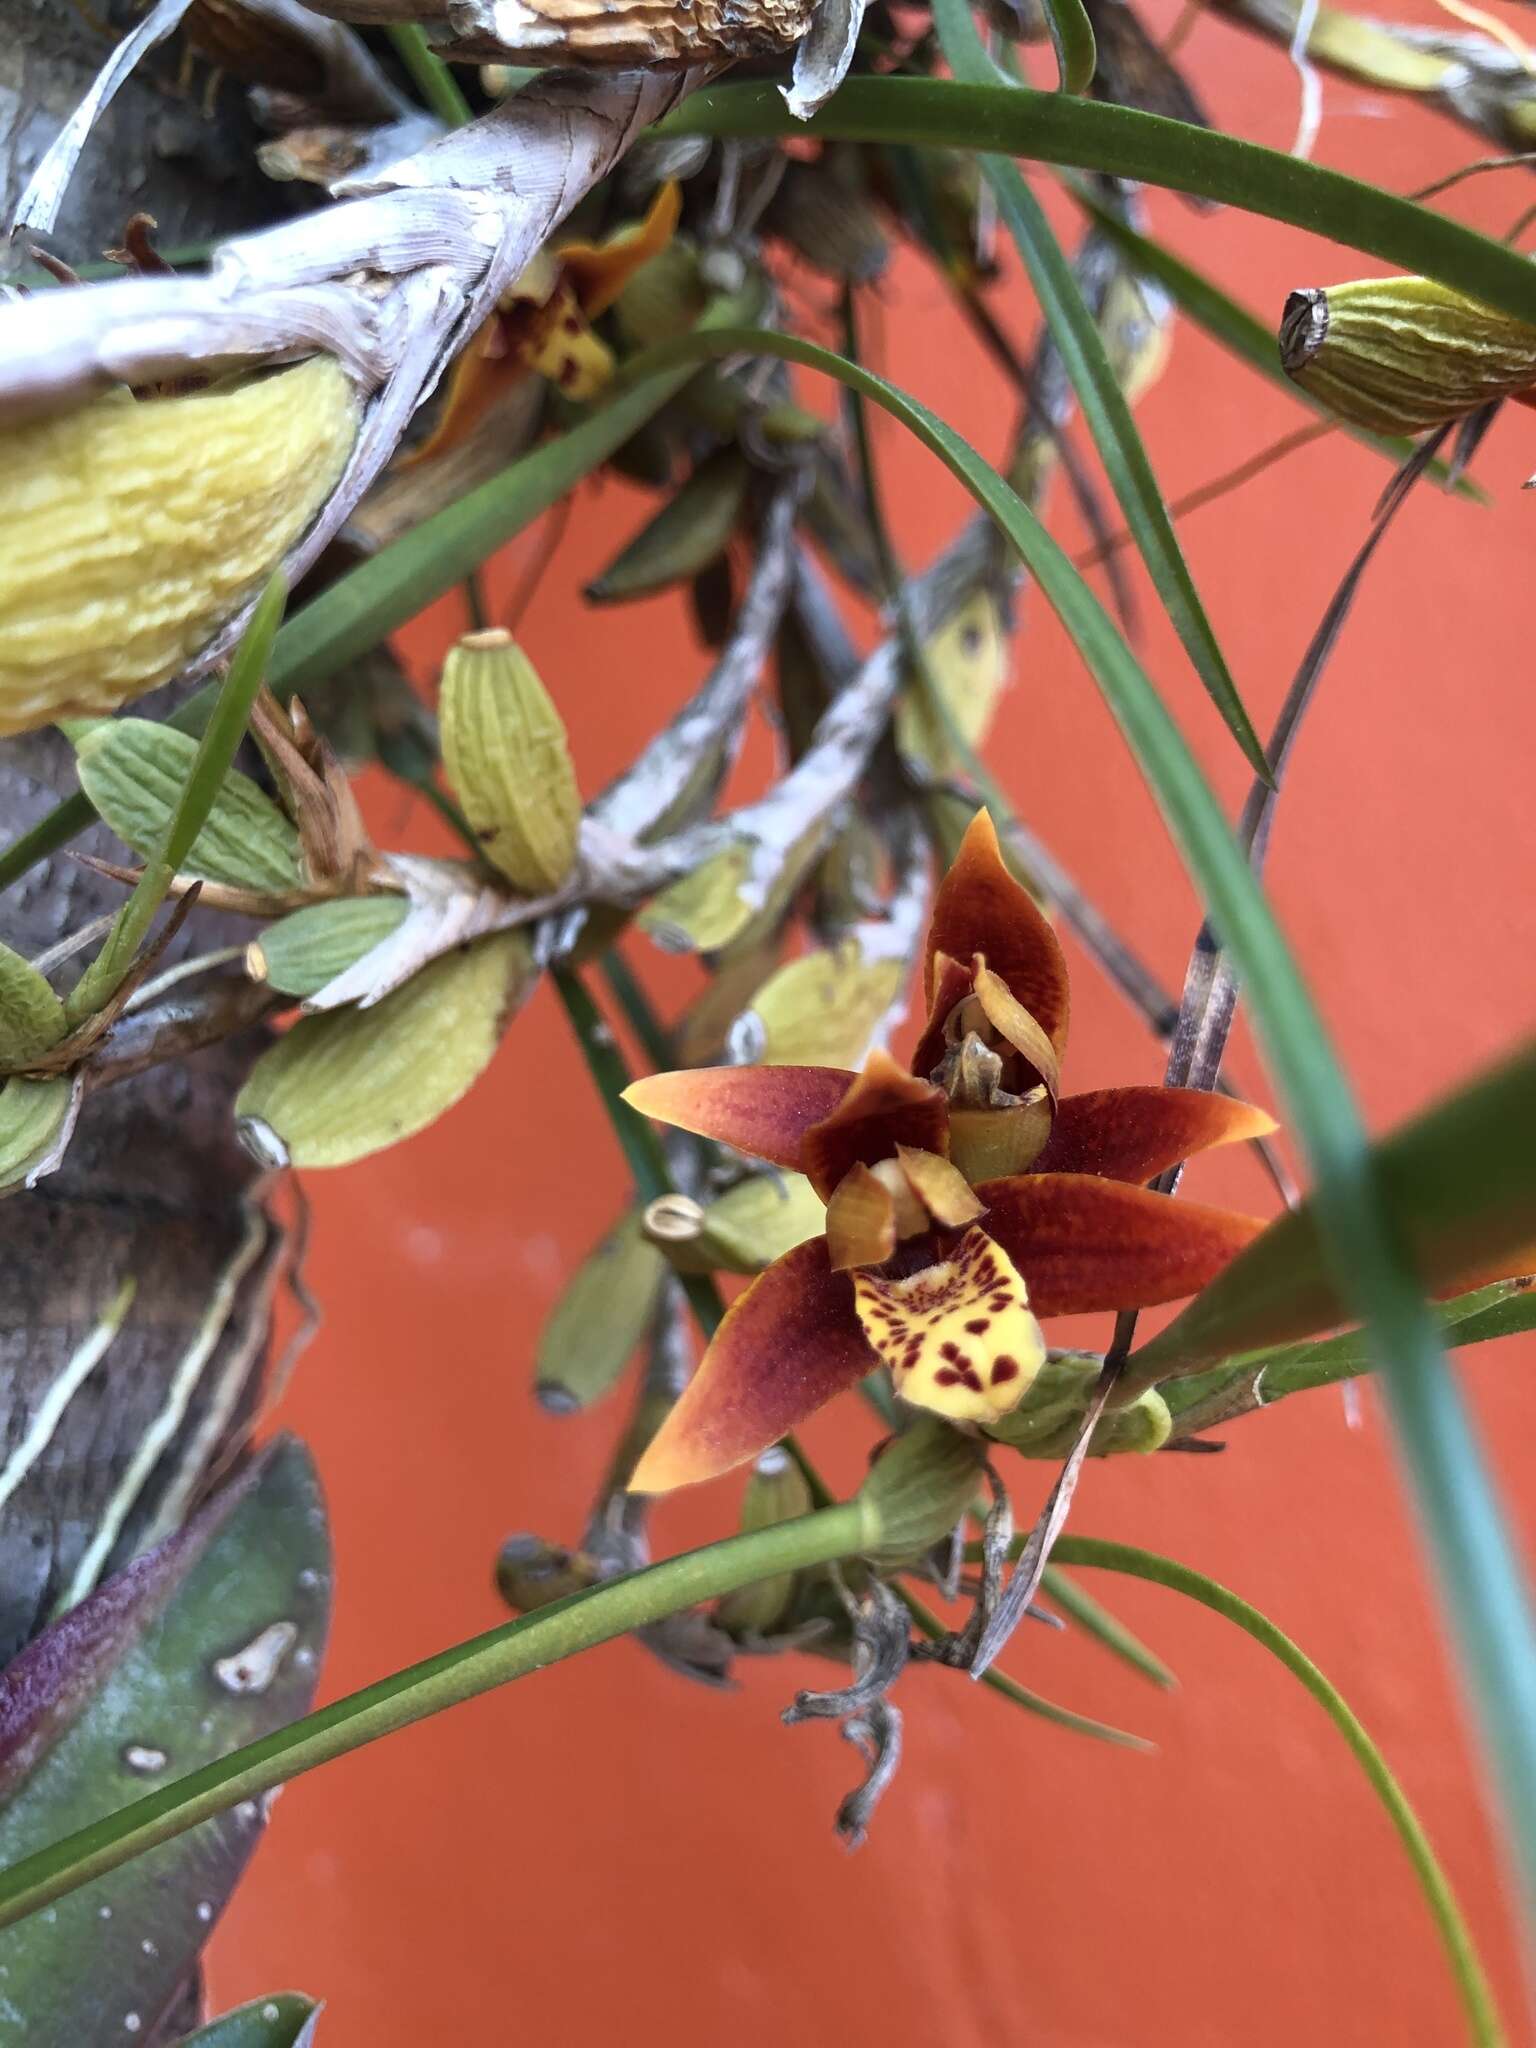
[439,631,582,894]
[1280,275,1536,433]
[236,932,532,1168]
[0,358,357,736]
[441,0,816,65]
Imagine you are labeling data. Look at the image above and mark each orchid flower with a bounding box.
[624,813,1277,1491]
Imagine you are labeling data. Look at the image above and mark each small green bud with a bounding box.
[1280,275,1536,433]
[235,931,532,1168]
[247,895,409,999]
[585,450,749,605]
[644,1173,823,1275]
[536,1208,667,1412]
[716,1446,815,1636]
[495,1534,599,1615]
[439,630,581,894]
[856,1417,987,1567]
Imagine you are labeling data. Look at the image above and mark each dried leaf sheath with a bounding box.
[442,0,817,64]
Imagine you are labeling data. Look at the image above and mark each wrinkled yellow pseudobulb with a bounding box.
[0,356,358,736]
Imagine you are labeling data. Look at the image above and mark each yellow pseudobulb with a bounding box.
[852,1226,1046,1425]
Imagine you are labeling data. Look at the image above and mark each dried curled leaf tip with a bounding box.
[1280,275,1536,434]
[0,356,357,737]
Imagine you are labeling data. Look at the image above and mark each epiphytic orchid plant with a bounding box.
[7,0,1536,2039]
[626,811,1272,1489]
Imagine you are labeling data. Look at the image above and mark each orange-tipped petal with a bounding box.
[799,1047,950,1200]
[558,181,682,318]
[896,1145,987,1228]
[622,1064,852,1170]
[1033,1087,1278,1185]
[978,1173,1264,1317]
[629,1240,871,1491]
[398,319,515,468]
[923,811,1070,1052]
[825,1163,898,1272]
[853,1226,1046,1425]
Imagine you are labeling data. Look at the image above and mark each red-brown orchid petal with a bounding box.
[896,1145,987,1228]
[972,961,1062,1098]
[557,181,682,317]
[622,1064,852,1170]
[948,1099,1054,1183]
[977,1173,1264,1317]
[853,1226,1046,1425]
[398,318,512,468]
[1033,1087,1279,1186]
[629,1240,871,1492]
[825,1164,898,1272]
[923,810,1070,1052]
[799,1047,950,1200]
[911,951,976,1083]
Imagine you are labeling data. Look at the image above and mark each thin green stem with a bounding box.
[1039,1566,1176,1689]
[0,1504,868,1931]
[598,950,676,1073]
[386,23,472,127]
[1045,1537,1508,2048]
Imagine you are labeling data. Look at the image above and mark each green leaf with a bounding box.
[1128,1045,1536,1385]
[1039,1565,1176,1689]
[74,722,301,893]
[930,0,1266,776]
[1071,192,1482,496]
[1050,1537,1506,2047]
[169,1994,321,2048]
[0,1438,330,2043]
[250,896,410,1001]
[0,945,66,1067]
[1163,1279,1536,1422]
[0,1074,77,1192]
[593,319,1536,1924]
[1039,0,1097,93]
[663,79,1536,327]
[66,575,288,1024]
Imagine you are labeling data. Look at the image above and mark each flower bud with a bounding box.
[1280,275,1536,433]
[856,1418,987,1566]
[716,1446,815,1636]
[536,1208,668,1413]
[585,450,749,606]
[439,630,581,895]
[495,1534,599,1615]
[0,357,356,736]
[247,897,409,1000]
[648,1173,823,1275]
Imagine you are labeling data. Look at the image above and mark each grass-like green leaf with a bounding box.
[932,0,1268,778]
[1038,0,1098,93]
[1039,1564,1177,1687]
[1071,191,1482,497]
[1163,1278,1536,1422]
[1127,1044,1536,1386]
[663,79,1536,327]
[599,319,1536,1924]
[64,574,286,1024]
[1049,1537,1507,2047]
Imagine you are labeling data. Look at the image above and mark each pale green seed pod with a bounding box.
[248,896,410,999]
[716,1445,815,1636]
[645,1170,825,1275]
[640,842,753,954]
[857,1417,987,1567]
[739,945,906,1071]
[0,945,66,1068]
[535,1207,668,1412]
[235,931,532,1168]
[894,586,1010,779]
[0,357,357,736]
[75,720,301,894]
[1280,275,1536,433]
[0,1075,76,1193]
[584,450,749,605]
[439,630,581,895]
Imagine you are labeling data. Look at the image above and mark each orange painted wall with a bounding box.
[210,16,1536,2043]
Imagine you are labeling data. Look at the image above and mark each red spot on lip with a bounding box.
[965,1319,990,1335]
[991,1356,1020,1385]
[934,1367,960,1386]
